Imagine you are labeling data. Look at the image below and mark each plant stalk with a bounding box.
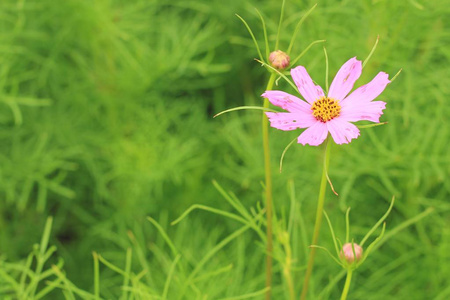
[285,245,295,300]
[300,137,331,300]
[340,269,353,300]
[263,72,277,300]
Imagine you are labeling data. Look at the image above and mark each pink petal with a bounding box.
[262,91,311,113]
[291,66,325,104]
[265,111,317,131]
[339,101,386,123]
[328,57,362,101]
[297,121,329,146]
[341,72,390,105]
[326,118,360,144]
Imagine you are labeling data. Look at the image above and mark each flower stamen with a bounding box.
[311,96,341,122]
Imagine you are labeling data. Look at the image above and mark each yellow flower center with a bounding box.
[311,97,341,123]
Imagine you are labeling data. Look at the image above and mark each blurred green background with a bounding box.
[0,0,449,299]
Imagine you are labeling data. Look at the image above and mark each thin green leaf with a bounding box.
[120,248,132,300]
[290,40,326,67]
[92,252,100,300]
[345,207,351,243]
[319,269,346,299]
[324,46,329,93]
[287,4,318,54]
[360,196,395,247]
[363,35,379,69]
[51,265,97,299]
[372,207,434,252]
[35,278,64,300]
[390,68,403,83]
[235,14,264,62]
[357,122,388,129]
[323,138,337,195]
[40,217,53,256]
[324,211,340,257]
[97,254,127,277]
[183,224,252,293]
[171,204,247,226]
[325,167,338,196]
[357,223,386,267]
[214,106,278,118]
[213,180,252,220]
[351,240,357,268]
[275,0,286,50]
[254,8,270,59]
[279,137,297,173]
[162,255,181,300]
[310,245,344,267]
[193,264,233,283]
[147,217,178,257]
[336,238,343,255]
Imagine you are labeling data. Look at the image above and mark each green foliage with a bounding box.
[0,0,449,299]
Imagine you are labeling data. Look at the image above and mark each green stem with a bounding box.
[300,137,331,300]
[285,243,295,300]
[340,269,353,300]
[263,72,277,300]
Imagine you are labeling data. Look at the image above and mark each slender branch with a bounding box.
[340,269,353,300]
[263,72,277,300]
[300,137,331,300]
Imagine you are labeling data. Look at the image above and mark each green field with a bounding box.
[0,0,449,299]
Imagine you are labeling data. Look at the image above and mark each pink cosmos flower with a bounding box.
[263,57,390,146]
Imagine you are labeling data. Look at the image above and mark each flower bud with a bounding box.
[340,243,363,263]
[269,50,290,70]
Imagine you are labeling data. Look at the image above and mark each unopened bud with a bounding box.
[269,50,290,70]
[340,243,363,263]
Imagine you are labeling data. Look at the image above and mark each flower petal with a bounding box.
[297,121,329,146]
[339,101,386,123]
[291,66,325,104]
[328,57,362,101]
[262,91,311,113]
[340,72,390,105]
[326,118,360,145]
[265,112,317,131]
